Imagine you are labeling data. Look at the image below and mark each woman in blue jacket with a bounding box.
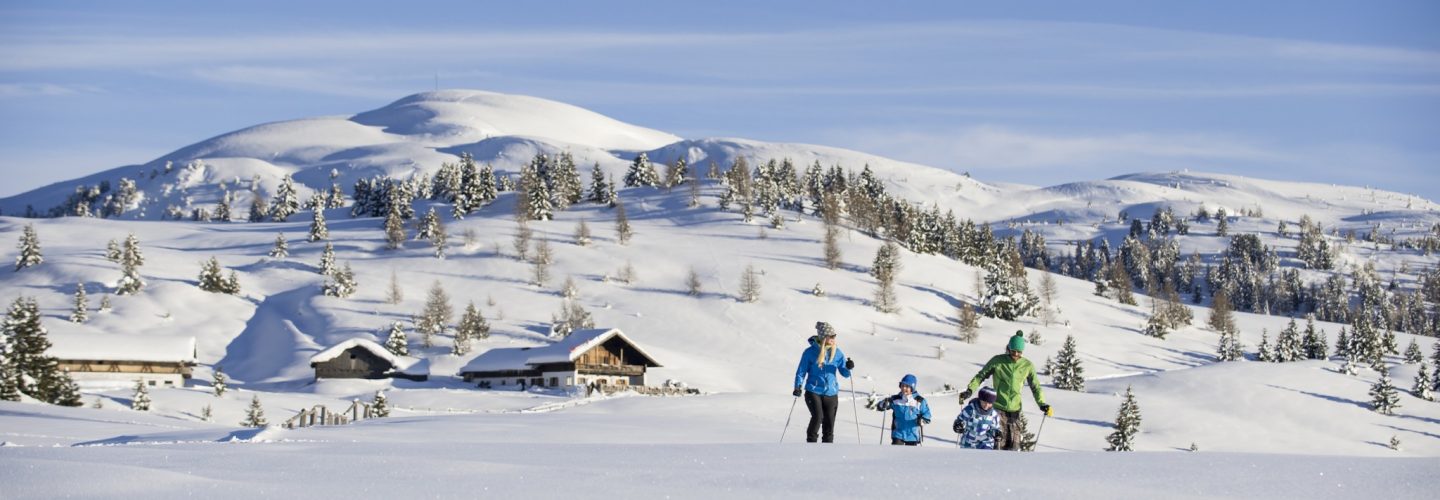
[876,374,932,446]
[794,322,853,443]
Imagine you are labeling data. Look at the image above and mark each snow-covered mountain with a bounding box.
[2,89,1439,496]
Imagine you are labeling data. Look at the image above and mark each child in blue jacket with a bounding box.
[876,374,932,446]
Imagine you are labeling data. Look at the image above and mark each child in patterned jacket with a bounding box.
[953,387,1002,449]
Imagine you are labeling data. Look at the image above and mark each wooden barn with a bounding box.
[458,328,661,390]
[309,339,429,382]
[47,333,197,389]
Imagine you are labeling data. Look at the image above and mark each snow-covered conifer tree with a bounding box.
[430,217,447,260]
[416,207,440,241]
[1276,318,1303,362]
[105,239,121,263]
[371,391,390,418]
[270,174,300,222]
[562,275,579,300]
[201,404,212,422]
[1403,339,1422,364]
[0,341,19,402]
[241,395,267,427]
[1105,386,1141,451]
[269,233,289,259]
[588,163,613,206]
[623,152,659,187]
[384,321,409,356]
[14,224,42,271]
[1414,362,1435,402]
[1370,364,1401,415]
[318,242,335,276]
[1256,330,1274,362]
[53,370,82,407]
[212,368,228,397]
[115,233,145,295]
[1208,288,1237,335]
[308,197,329,242]
[323,262,357,298]
[458,301,489,342]
[1052,335,1086,391]
[198,257,228,293]
[131,379,151,411]
[69,283,88,323]
[1217,330,1245,362]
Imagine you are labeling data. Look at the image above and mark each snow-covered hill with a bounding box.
[2,89,1439,497]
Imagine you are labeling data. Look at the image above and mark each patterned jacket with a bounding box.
[953,399,1001,449]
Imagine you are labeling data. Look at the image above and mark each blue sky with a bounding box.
[2,0,1437,200]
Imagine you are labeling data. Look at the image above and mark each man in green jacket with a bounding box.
[959,331,1051,451]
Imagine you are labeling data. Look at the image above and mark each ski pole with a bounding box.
[879,411,887,445]
[1034,412,1049,449]
[779,394,800,444]
[850,377,862,445]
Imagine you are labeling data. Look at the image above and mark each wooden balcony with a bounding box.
[575,363,644,376]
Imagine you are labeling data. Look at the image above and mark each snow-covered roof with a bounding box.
[459,328,661,374]
[47,334,196,364]
[309,338,427,376]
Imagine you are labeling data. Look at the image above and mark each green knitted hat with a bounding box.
[1007,331,1026,352]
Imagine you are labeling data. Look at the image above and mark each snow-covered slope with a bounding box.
[1,89,1439,497]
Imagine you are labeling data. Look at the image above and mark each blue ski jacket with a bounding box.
[794,340,851,396]
[877,393,932,442]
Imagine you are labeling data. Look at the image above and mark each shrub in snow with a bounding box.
[213,369,228,397]
[739,264,761,303]
[574,219,592,246]
[686,270,703,297]
[957,305,980,344]
[614,201,633,245]
[1389,435,1401,451]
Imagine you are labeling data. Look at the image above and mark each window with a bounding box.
[164,381,174,386]
[549,377,558,387]
[148,380,156,386]
[566,377,574,385]
[578,377,586,385]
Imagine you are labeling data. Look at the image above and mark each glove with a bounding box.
[921,418,931,425]
[793,387,803,397]
[958,389,972,402]
[876,398,891,411]
[844,358,855,370]
[953,421,964,434]
[1040,403,1053,416]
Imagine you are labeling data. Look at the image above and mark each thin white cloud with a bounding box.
[831,125,1293,171]
[0,82,101,98]
[185,66,402,99]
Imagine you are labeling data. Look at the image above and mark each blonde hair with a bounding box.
[817,342,836,366]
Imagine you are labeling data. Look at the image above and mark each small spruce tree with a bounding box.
[1413,362,1435,402]
[14,224,43,271]
[1105,386,1141,451]
[318,242,336,276]
[212,368,228,397]
[269,233,289,259]
[241,394,267,427]
[1052,335,1086,391]
[615,201,633,245]
[1369,364,1401,415]
[384,321,409,356]
[308,197,329,242]
[69,283,88,323]
[416,281,453,348]
[131,379,151,411]
[371,391,390,418]
[686,268,702,297]
[1403,339,1423,364]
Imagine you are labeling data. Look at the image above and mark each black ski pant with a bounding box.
[804,391,839,443]
[890,438,920,446]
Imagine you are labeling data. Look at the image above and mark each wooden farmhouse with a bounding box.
[47,333,197,389]
[459,328,661,390]
[309,339,429,382]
